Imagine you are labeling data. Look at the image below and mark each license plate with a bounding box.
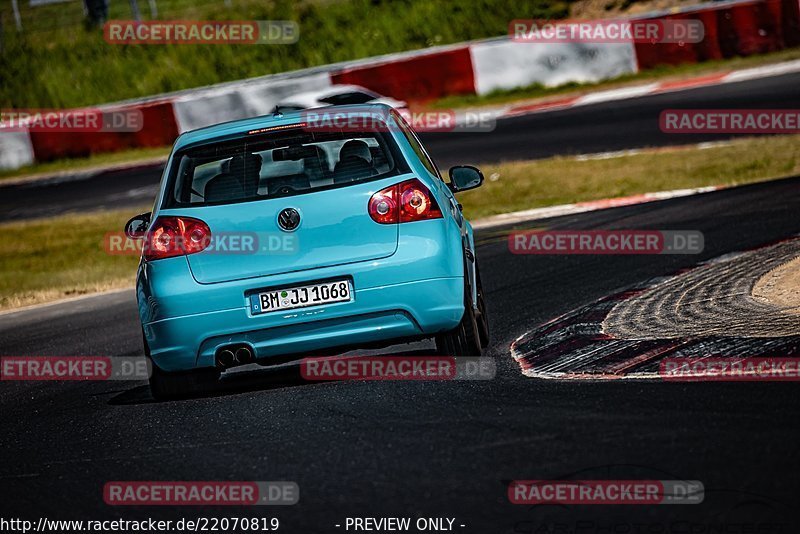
[250,279,352,314]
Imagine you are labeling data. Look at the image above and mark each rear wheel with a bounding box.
[436,267,484,357]
[143,331,219,400]
[475,264,490,348]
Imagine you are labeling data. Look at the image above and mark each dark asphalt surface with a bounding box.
[2,71,799,222]
[2,176,800,531]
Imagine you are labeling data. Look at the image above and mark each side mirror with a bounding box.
[124,212,151,240]
[448,165,484,193]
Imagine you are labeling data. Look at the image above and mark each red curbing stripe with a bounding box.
[574,186,722,211]
[496,71,735,120]
[574,194,654,210]
[474,183,724,230]
[606,341,688,376]
[494,68,761,121]
[655,72,731,92]
[506,96,581,116]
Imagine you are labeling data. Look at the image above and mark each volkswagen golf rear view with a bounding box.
[124,104,490,399]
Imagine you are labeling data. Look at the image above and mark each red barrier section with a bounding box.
[635,0,800,69]
[331,47,475,103]
[730,1,779,54]
[637,15,701,68]
[30,100,179,162]
[693,9,724,61]
[782,0,800,46]
[134,100,181,147]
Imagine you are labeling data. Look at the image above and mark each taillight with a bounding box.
[368,178,443,224]
[144,216,211,261]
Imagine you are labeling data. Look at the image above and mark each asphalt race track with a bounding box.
[2,71,800,222]
[2,172,800,531]
[2,71,800,530]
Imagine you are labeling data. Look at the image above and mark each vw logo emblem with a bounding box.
[277,208,301,232]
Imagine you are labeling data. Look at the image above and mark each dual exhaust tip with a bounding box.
[216,344,254,369]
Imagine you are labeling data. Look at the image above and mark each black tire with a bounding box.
[435,269,483,357]
[475,263,490,348]
[143,330,219,400]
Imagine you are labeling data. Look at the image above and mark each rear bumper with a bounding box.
[143,276,463,372]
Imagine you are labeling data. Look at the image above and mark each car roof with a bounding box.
[173,103,395,151]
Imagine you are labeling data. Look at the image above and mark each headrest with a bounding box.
[273,145,320,161]
[227,153,262,176]
[338,140,372,165]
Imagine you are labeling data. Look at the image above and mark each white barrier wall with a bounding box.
[0,132,35,171]
[173,73,332,132]
[470,40,638,95]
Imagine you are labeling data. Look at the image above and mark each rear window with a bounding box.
[163,127,407,208]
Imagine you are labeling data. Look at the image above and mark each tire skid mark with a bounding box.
[511,237,800,380]
[605,239,800,339]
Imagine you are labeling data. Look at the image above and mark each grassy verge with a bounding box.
[458,135,800,219]
[0,209,145,310]
[1,135,798,311]
[430,47,800,110]
[0,146,170,182]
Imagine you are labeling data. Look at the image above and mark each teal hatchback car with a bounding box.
[125,105,489,399]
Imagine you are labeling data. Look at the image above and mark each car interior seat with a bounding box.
[333,140,377,184]
[204,153,263,203]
